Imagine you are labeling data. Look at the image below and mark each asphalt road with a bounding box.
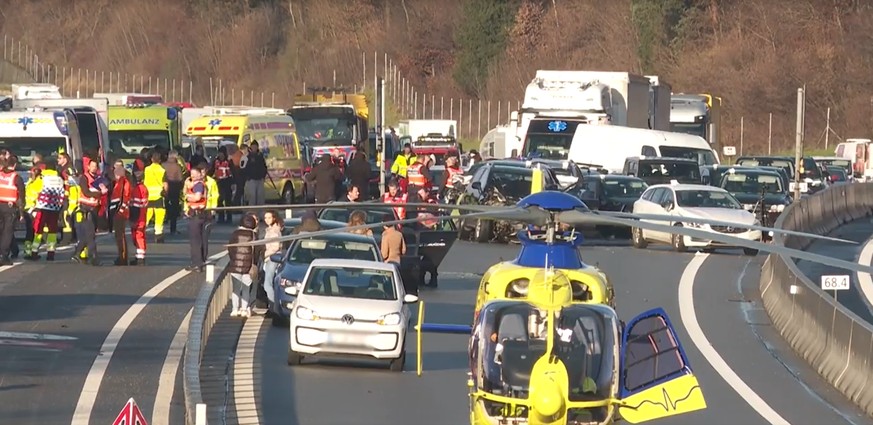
[231,240,873,425]
[794,218,873,324]
[0,220,234,425]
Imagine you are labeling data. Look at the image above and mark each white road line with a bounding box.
[679,253,792,425]
[0,331,78,341]
[233,315,264,425]
[70,250,227,425]
[855,237,873,314]
[151,308,192,425]
[70,269,192,425]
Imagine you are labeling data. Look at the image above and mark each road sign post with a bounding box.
[821,274,850,302]
[722,146,736,165]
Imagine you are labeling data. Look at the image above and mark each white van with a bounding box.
[566,124,719,173]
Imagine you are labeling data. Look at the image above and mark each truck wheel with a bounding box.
[282,184,295,205]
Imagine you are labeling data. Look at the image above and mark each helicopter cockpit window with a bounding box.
[474,302,618,414]
[623,314,686,393]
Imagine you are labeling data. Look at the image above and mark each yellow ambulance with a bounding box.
[107,104,180,167]
[184,107,301,203]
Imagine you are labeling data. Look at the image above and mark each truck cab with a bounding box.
[411,133,460,165]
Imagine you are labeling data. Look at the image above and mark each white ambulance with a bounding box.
[0,108,86,174]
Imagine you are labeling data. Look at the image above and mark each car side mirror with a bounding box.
[471,181,482,190]
[270,253,284,263]
[403,294,419,304]
[284,286,298,296]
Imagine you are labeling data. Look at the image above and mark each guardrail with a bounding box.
[183,256,231,425]
[761,183,873,416]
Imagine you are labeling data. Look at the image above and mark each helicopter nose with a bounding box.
[533,377,565,418]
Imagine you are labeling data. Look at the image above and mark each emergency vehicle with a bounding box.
[410,133,460,166]
[289,89,368,164]
[106,104,181,167]
[93,92,163,106]
[184,107,300,203]
[0,108,86,173]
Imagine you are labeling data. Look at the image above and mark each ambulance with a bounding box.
[0,107,86,174]
[106,104,181,167]
[13,98,110,169]
[183,107,300,203]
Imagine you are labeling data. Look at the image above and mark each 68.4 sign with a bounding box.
[821,275,850,291]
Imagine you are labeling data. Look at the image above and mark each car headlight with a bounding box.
[280,278,302,288]
[510,278,530,295]
[295,306,318,321]
[378,312,402,326]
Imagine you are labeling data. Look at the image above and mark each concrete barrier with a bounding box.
[761,183,873,417]
[183,256,231,425]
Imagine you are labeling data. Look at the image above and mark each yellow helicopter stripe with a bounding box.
[617,373,706,424]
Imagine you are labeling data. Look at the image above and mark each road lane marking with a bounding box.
[679,253,792,425]
[70,250,227,425]
[233,314,264,425]
[0,331,78,340]
[152,308,192,425]
[855,237,873,315]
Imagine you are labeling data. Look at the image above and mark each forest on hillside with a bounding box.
[1,0,872,152]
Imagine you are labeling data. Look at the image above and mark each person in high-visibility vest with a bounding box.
[129,170,149,265]
[390,144,416,192]
[22,167,41,259]
[0,155,24,266]
[184,166,209,272]
[27,159,66,262]
[72,160,107,266]
[144,151,169,243]
[381,179,408,221]
[405,155,433,200]
[57,153,77,245]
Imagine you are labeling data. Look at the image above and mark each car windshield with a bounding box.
[288,238,379,263]
[818,159,850,171]
[109,130,170,160]
[302,266,397,300]
[523,134,572,160]
[603,179,647,198]
[658,147,716,165]
[0,137,66,171]
[721,173,784,194]
[319,208,390,237]
[471,302,617,413]
[637,162,700,183]
[294,117,354,145]
[828,167,848,181]
[736,158,794,177]
[490,168,533,199]
[676,189,742,209]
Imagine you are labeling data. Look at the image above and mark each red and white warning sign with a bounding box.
[112,397,149,425]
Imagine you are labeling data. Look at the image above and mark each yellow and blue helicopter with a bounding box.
[222,187,870,425]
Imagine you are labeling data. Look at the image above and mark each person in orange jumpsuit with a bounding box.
[109,166,132,266]
[129,170,149,265]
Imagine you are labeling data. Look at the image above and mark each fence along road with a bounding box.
[762,182,873,417]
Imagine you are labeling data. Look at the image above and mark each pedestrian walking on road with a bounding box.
[228,213,262,318]
[184,167,209,272]
[0,156,25,266]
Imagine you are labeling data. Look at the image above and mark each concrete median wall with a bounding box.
[761,183,873,416]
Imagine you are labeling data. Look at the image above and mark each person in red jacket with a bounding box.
[110,166,132,265]
[381,179,408,221]
[129,170,149,265]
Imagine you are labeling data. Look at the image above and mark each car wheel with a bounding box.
[743,248,759,256]
[458,222,472,241]
[271,314,288,328]
[672,225,687,253]
[474,219,492,243]
[631,227,647,249]
[287,348,303,366]
[389,350,405,372]
[282,183,295,205]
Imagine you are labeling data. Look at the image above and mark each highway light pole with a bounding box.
[793,87,804,202]
[378,77,387,195]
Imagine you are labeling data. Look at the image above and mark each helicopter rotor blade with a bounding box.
[225,208,527,248]
[586,214,873,275]
[588,210,855,244]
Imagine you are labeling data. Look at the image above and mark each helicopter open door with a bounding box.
[617,308,706,423]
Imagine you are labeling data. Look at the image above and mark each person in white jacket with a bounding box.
[261,209,284,305]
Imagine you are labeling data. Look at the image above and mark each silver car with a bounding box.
[284,259,419,372]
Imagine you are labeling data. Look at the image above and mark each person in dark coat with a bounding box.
[292,209,322,234]
[227,213,263,318]
[304,154,343,203]
[347,150,371,200]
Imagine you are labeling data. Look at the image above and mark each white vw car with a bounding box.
[284,259,418,372]
[631,183,762,256]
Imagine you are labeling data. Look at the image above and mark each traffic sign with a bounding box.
[821,275,850,291]
[722,146,736,156]
[112,397,148,425]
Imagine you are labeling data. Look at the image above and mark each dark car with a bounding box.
[466,159,562,188]
[565,174,648,238]
[623,156,702,185]
[269,226,382,325]
[735,155,827,194]
[319,205,458,290]
[826,166,849,184]
[718,168,791,230]
[526,158,585,189]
